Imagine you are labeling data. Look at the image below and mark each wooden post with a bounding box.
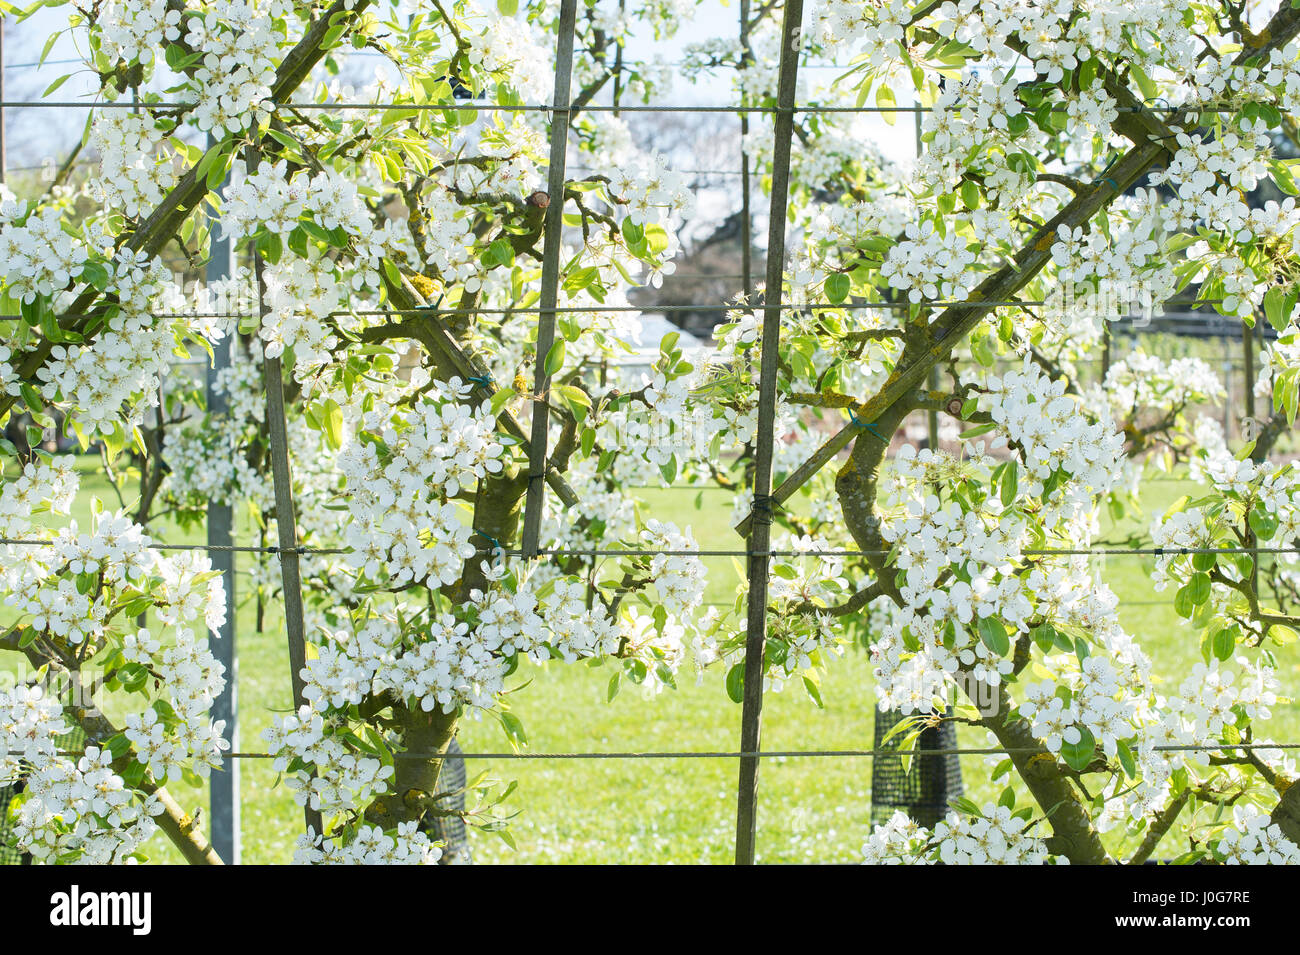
[248,139,324,838]
[520,0,578,557]
[735,0,803,866]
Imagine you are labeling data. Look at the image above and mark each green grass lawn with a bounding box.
[4,460,1298,863]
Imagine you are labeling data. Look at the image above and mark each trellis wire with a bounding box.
[7,742,1299,762]
[520,0,578,559]
[0,99,1251,114]
[0,298,1227,319]
[4,538,1300,558]
[0,300,1227,327]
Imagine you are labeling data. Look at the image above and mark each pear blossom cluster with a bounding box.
[0,685,67,781]
[8,744,166,864]
[1095,352,1225,426]
[1152,453,1300,592]
[258,255,343,368]
[338,376,506,588]
[1016,656,1142,759]
[862,807,1064,865]
[28,252,223,438]
[641,520,707,616]
[87,110,178,217]
[262,704,395,817]
[918,70,1041,198]
[293,823,443,865]
[607,152,695,247]
[880,220,977,304]
[978,360,1126,499]
[182,0,288,134]
[1150,126,1273,241]
[1091,659,1290,832]
[868,362,1129,718]
[95,0,184,66]
[464,12,553,103]
[1209,805,1300,864]
[0,460,228,860]
[98,0,288,134]
[871,447,1026,711]
[0,206,86,303]
[1049,219,1174,329]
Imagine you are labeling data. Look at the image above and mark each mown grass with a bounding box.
[3,458,1298,863]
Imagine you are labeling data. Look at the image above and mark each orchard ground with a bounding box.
[4,456,1297,864]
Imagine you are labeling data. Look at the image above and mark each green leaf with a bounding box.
[1211,626,1238,661]
[825,273,851,304]
[489,386,516,418]
[1265,286,1292,331]
[725,662,745,704]
[659,454,678,486]
[499,711,527,747]
[977,616,1010,657]
[1116,739,1137,778]
[1130,63,1159,100]
[42,72,71,97]
[999,460,1018,508]
[876,83,897,126]
[1249,505,1279,541]
[381,258,402,288]
[555,382,591,415]
[322,399,343,451]
[620,217,644,245]
[1060,726,1096,772]
[1031,621,1057,652]
[1272,158,1300,196]
[543,340,566,378]
[802,676,824,708]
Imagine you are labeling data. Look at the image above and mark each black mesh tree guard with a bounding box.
[1,723,87,865]
[422,737,472,865]
[870,708,963,829]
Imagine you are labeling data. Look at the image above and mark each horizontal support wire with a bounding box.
[0,100,1246,114]
[8,742,1300,761]
[0,538,1293,558]
[9,157,755,177]
[0,300,1226,321]
[0,57,869,70]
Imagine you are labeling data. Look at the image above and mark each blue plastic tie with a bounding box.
[848,409,884,440]
[475,530,504,554]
